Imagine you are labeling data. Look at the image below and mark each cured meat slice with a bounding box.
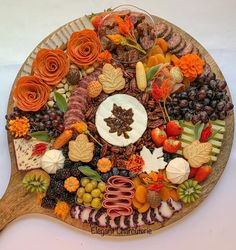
[80,207,92,223]
[70,205,80,219]
[168,32,182,50]
[136,213,145,226]
[162,25,173,40]
[159,201,173,218]
[176,41,193,57]
[155,23,168,37]
[119,215,128,229]
[152,208,164,222]
[170,39,186,54]
[167,198,182,212]
[192,46,200,55]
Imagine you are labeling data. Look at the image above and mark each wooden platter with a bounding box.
[0,13,234,236]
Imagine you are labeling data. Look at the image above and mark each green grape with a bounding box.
[91,198,101,209]
[76,187,85,198]
[76,198,83,204]
[98,181,106,192]
[81,177,90,187]
[83,202,91,207]
[85,183,93,193]
[90,180,98,188]
[91,188,101,198]
[83,193,92,203]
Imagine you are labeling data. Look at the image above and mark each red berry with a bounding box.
[188,167,198,178]
[163,139,182,153]
[166,121,183,137]
[194,165,212,183]
[151,128,167,146]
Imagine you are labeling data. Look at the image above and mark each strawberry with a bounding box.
[166,121,183,137]
[194,165,212,183]
[188,167,198,179]
[163,139,182,153]
[91,15,102,30]
[151,128,167,146]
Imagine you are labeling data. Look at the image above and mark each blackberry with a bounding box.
[90,155,100,167]
[41,196,57,209]
[119,170,129,177]
[112,167,119,175]
[94,145,101,157]
[46,187,57,199]
[64,159,73,168]
[101,172,112,182]
[70,167,81,178]
[128,171,137,178]
[55,168,71,180]
[57,191,69,202]
[49,174,57,187]
[62,145,69,157]
[54,181,65,194]
[66,194,76,205]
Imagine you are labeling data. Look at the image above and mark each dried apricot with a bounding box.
[135,185,148,203]
[150,45,163,55]
[138,202,150,213]
[155,54,165,64]
[157,38,168,54]
[159,187,171,201]
[132,176,142,189]
[165,53,172,63]
[169,189,180,201]
[147,55,159,67]
[132,197,143,209]
[171,54,180,66]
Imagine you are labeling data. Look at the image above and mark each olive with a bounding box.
[210,113,218,121]
[203,98,211,106]
[195,103,203,111]
[179,99,189,108]
[216,80,227,91]
[184,112,193,121]
[225,102,234,111]
[217,101,226,111]
[192,114,200,124]
[197,89,207,100]
[209,80,217,89]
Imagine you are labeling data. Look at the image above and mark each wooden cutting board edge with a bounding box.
[0,14,234,237]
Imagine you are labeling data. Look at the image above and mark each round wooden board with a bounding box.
[0,13,234,237]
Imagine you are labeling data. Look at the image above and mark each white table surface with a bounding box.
[0,0,236,249]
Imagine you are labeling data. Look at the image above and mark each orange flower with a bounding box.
[71,122,88,133]
[8,116,30,137]
[67,29,101,66]
[177,54,205,81]
[32,48,69,86]
[107,34,125,45]
[97,50,112,64]
[54,201,70,220]
[13,76,50,112]
[126,155,144,174]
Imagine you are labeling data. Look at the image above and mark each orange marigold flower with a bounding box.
[107,34,126,45]
[97,50,112,64]
[126,155,144,174]
[71,122,88,133]
[177,54,205,81]
[8,116,30,137]
[54,201,70,220]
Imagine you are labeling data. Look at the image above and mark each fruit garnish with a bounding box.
[64,176,80,192]
[151,127,167,146]
[166,120,183,137]
[194,165,212,183]
[200,123,212,142]
[32,143,47,156]
[135,185,147,204]
[22,169,50,193]
[177,179,202,203]
[126,155,144,174]
[8,116,30,138]
[52,129,73,150]
[183,140,212,168]
[163,139,182,153]
[97,157,112,173]
[54,201,70,220]
[188,167,199,179]
[97,50,112,64]
[91,14,102,30]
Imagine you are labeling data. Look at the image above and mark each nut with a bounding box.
[56,88,66,94]
[85,66,95,74]
[47,100,55,107]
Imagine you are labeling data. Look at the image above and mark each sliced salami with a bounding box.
[168,32,182,50]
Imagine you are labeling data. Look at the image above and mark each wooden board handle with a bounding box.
[0,173,36,231]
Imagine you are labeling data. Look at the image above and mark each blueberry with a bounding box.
[129,171,136,178]
[112,167,120,175]
[120,170,128,177]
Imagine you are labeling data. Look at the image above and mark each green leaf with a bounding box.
[146,64,162,83]
[30,131,51,142]
[194,122,205,140]
[78,166,102,181]
[54,92,67,112]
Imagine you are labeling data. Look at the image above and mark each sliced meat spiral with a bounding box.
[102,175,135,218]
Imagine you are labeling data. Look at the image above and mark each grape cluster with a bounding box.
[166,65,233,124]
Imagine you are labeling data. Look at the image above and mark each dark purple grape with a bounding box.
[188,90,196,100]
[203,98,211,106]
[201,85,209,91]
[210,113,218,121]
[188,101,194,109]
[217,101,225,111]
[210,100,217,108]
[39,122,45,130]
[45,121,52,128]
[199,111,209,123]
[58,124,64,132]
[180,92,188,99]
[172,98,179,105]
[52,120,60,127]
[225,102,234,111]
[218,111,226,120]
[197,89,207,100]
[179,99,188,108]
[43,114,50,121]
[204,106,214,115]
[209,80,217,89]
[195,103,203,111]
[56,116,62,122]
[56,110,63,116]
[192,114,200,124]
[215,92,224,100]
[49,112,57,120]
[216,80,227,91]
[206,90,213,99]
[184,112,193,121]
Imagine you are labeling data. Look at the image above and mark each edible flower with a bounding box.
[115,15,134,39]
[126,155,144,174]
[177,54,205,81]
[32,143,47,156]
[97,50,112,64]
[54,201,70,220]
[8,116,30,138]
[200,123,212,142]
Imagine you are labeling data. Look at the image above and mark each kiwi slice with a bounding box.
[177,179,202,204]
[22,169,50,193]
